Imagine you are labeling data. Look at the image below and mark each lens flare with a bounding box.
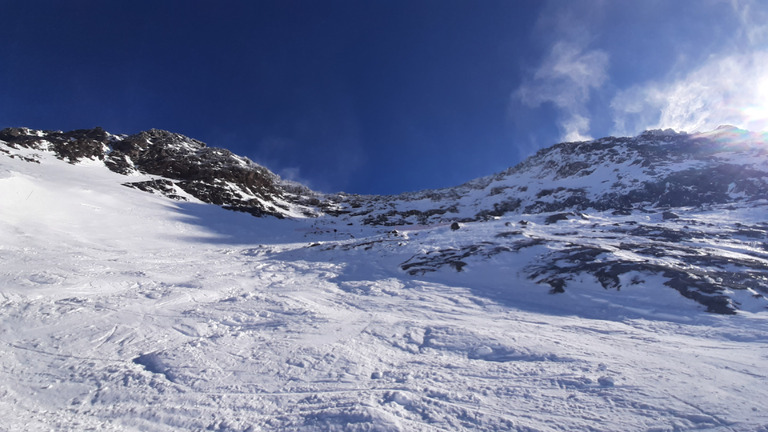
[740,73,768,132]
[693,125,768,153]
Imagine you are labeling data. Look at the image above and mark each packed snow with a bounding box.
[1,143,768,431]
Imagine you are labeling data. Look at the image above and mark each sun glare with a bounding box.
[741,73,768,132]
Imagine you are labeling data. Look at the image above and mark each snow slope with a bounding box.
[2,136,768,431]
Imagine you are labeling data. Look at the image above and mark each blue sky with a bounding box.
[2,1,766,194]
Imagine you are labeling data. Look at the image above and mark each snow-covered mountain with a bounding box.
[1,126,768,431]
[0,127,318,218]
[3,125,767,314]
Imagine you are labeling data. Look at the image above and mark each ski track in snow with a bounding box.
[1,147,768,431]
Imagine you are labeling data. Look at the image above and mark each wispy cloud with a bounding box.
[612,51,768,134]
[732,0,768,46]
[515,40,609,142]
[611,0,768,135]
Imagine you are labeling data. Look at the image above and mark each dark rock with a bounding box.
[545,213,572,224]
[495,231,522,238]
[123,179,187,201]
[543,278,566,294]
[555,161,593,179]
[400,239,543,276]
[475,198,521,220]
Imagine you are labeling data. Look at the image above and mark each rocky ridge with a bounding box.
[322,126,768,225]
[3,125,767,224]
[0,127,318,218]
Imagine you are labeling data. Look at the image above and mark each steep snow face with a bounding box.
[2,127,768,313]
[2,145,768,431]
[1,127,768,430]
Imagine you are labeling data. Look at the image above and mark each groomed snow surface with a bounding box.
[1,151,768,431]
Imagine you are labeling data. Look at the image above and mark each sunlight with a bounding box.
[612,51,768,137]
[740,72,768,132]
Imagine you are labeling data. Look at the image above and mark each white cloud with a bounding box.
[561,114,592,142]
[611,50,768,135]
[732,0,768,46]
[277,166,312,188]
[611,0,768,135]
[516,40,609,142]
[516,0,768,142]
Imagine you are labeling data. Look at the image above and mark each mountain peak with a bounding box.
[639,128,683,137]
